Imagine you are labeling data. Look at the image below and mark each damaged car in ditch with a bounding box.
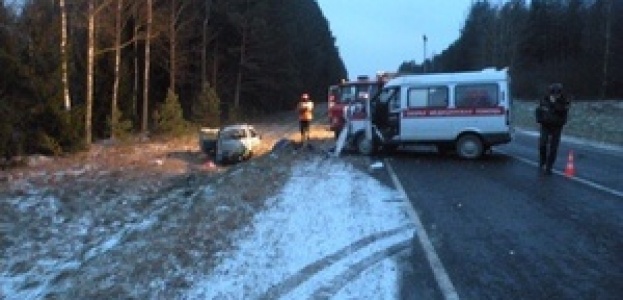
[199,124,262,164]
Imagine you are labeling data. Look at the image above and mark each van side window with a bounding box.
[429,87,449,107]
[455,84,499,108]
[408,87,449,108]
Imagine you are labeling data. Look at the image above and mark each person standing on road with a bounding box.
[535,83,570,175]
[297,93,314,143]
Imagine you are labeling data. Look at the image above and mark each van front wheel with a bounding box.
[356,134,375,156]
[456,134,484,159]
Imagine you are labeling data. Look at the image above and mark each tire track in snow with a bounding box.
[310,239,411,299]
[258,225,413,300]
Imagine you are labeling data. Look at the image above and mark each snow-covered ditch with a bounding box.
[1,152,415,299]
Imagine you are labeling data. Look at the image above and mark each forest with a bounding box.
[400,0,623,100]
[2,0,622,160]
[0,0,346,159]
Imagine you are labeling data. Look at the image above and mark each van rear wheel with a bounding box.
[456,134,484,159]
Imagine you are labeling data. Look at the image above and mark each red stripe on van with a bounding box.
[403,106,505,118]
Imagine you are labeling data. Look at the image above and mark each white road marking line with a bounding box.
[515,129,623,155]
[499,150,623,199]
[385,159,460,300]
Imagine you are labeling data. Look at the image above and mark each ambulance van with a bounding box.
[354,68,512,159]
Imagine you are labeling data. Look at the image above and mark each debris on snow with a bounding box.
[370,161,384,170]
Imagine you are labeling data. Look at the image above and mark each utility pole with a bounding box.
[423,34,428,73]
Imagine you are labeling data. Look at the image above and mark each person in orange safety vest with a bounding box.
[297,93,314,143]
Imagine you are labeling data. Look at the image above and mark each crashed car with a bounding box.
[199,124,261,164]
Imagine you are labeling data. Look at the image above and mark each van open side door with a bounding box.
[372,87,401,141]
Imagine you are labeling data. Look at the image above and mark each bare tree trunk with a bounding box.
[167,0,190,93]
[201,0,212,86]
[111,0,122,138]
[132,1,139,122]
[601,0,613,100]
[233,0,253,109]
[142,0,152,134]
[60,0,71,111]
[234,18,246,109]
[86,0,95,146]
[169,0,176,92]
[212,38,218,92]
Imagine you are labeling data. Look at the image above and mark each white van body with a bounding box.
[349,68,513,159]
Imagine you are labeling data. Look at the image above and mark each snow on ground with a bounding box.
[185,157,414,299]
[1,151,415,299]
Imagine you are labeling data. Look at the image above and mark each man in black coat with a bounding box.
[536,83,571,175]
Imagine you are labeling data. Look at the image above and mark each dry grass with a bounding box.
[512,99,623,145]
[0,106,349,298]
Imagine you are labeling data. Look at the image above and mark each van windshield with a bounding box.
[338,83,378,104]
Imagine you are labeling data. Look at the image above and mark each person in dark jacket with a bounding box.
[535,83,570,175]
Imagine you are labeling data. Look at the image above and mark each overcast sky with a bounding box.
[317,0,476,79]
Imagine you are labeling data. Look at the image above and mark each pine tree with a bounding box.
[192,81,221,127]
[108,106,133,141]
[153,89,188,136]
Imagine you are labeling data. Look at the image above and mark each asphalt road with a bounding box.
[387,131,623,299]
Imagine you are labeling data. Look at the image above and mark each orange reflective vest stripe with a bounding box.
[298,101,314,121]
